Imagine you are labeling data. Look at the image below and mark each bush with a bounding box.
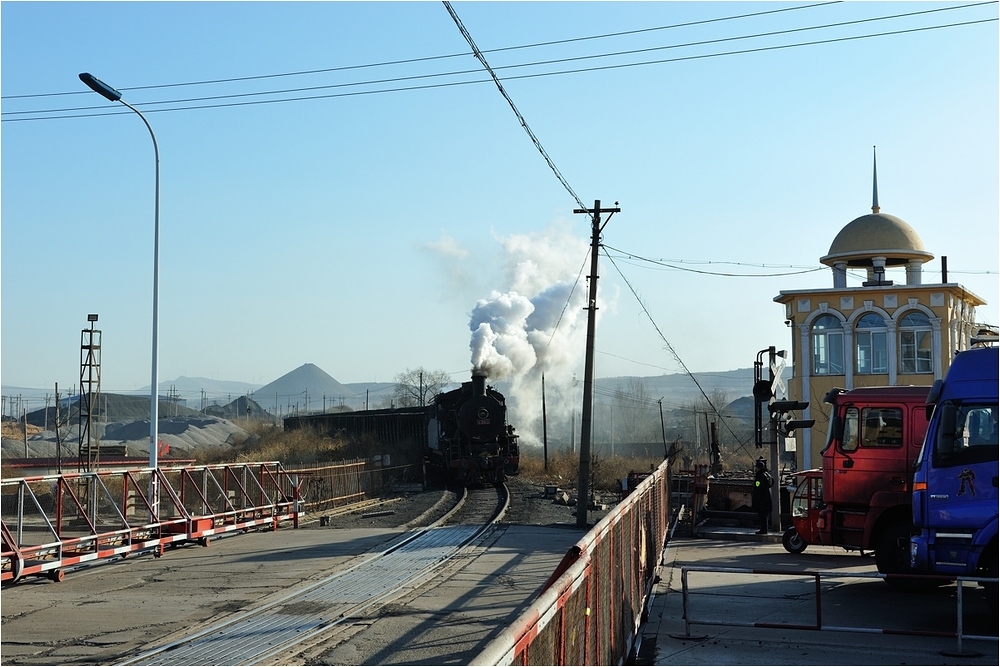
[189,420,425,468]
[518,448,665,493]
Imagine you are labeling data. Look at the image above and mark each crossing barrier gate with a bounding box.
[1,462,299,584]
[474,459,672,665]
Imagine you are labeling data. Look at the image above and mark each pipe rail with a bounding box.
[1,462,299,584]
[678,565,998,655]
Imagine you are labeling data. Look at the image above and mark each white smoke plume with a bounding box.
[469,223,604,447]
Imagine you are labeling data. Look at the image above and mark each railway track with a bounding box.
[122,483,508,666]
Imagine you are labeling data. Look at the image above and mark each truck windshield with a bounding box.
[933,401,999,467]
[839,406,903,451]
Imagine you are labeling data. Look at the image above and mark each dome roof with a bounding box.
[820,212,934,267]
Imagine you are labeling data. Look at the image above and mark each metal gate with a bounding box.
[1,462,299,584]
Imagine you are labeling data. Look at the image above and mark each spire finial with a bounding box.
[871,145,880,214]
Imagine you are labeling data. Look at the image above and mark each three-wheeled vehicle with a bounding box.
[782,469,823,553]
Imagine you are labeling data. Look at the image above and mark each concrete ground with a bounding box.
[641,527,999,666]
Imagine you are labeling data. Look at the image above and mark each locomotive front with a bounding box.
[432,371,519,485]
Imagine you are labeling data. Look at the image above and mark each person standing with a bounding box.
[752,458,772,534]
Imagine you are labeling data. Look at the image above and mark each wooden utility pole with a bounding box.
[574,199,620,528]
[55,383,63,474]
[541,374,548,471]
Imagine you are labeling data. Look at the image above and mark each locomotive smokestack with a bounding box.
[472,370,488,397]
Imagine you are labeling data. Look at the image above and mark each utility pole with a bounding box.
[55,383,62,474]
[541,374,548,470]
[573,199,620,528]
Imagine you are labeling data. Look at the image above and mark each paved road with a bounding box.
[0,520,584,666]
[641,534,999,666]
[5,519,995,666]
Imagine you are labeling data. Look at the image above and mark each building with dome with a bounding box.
[773,156,988,471]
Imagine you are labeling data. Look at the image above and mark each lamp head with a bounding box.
[79,73,122,102]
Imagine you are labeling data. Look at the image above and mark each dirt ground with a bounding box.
[312,475,614,531]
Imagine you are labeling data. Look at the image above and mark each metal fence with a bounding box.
[676,565,999,655]
[287,459,424,512]
[2,462,298,584]
[474,459,671,665]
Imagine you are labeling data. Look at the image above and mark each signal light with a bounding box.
[769,400,809,413]
[769,400,814,436]
[783,419,816,433]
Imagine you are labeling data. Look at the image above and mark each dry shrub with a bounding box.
[189,420,426,468]
[518,448,665,493]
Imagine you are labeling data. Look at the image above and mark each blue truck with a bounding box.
[910,345,998,592]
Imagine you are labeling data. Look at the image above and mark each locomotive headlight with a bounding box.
[477,408,490,419]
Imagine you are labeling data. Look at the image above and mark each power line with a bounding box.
[603,248,759,457]
[604,245,828,277]
[4,8,995,122]
[442,1,586,210]
[2,1,846,101]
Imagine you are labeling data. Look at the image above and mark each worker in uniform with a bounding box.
[752,458,772,535]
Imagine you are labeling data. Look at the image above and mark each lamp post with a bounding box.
[79,73,160,514]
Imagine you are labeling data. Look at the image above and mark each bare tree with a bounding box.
[393,368,451,407]
[611,378,660,448]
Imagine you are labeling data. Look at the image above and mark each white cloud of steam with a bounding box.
[469,223,601,448]
[425,231,467,259]
[470,291,536,379]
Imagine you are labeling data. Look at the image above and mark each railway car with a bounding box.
[283,371,519,485]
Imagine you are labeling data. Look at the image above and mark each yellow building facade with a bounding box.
[774,185,987,471]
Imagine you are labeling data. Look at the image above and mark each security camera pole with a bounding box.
[573,199,620,528]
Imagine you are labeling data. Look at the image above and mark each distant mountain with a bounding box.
[253,363,352,413]
[596,368,754,402]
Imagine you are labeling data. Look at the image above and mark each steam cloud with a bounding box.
[468,223,603,447]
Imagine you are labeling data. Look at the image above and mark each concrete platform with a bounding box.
[639,534,999,666]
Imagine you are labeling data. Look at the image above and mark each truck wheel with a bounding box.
[876,521,920,590]
[782,527,807,554]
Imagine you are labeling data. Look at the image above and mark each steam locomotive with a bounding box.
[283,371,519,485]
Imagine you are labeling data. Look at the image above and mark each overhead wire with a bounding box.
[604,245,829,277]
[442,0,586,211]
[602,248,759,458]
[0,1,845,101]
[4,4,996,122]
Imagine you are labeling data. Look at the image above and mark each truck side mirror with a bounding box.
[831,415,844,442]
[842,459,854,468]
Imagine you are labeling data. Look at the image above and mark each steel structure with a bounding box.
[78,315,101,471]
[1,462,299,584]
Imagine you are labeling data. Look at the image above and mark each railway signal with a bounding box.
[769,400,815,436]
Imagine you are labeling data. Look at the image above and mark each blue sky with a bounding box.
[2,1,998,410]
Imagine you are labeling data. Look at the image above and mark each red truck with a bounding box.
[783,385,930,581]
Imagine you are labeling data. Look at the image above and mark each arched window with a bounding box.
[899,311,933,374]
[856,313,888,374]
[811,314,844,375]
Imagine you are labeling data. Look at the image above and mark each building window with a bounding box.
[899,311,933,374]
[811,314,844,375]
[856,313,888,374]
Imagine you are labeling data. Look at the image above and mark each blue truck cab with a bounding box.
[911,345,998,585]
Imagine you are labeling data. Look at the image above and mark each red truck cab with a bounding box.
[785,385,929,580]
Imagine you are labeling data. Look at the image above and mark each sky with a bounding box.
[2,1,998,416]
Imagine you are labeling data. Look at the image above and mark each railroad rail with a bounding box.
[122,483,508,666]
[1,462,299,584]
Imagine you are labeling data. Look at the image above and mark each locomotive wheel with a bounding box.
[782,527,807,554]
[48,569,64,583]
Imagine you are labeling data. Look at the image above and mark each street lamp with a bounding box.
[79,73,161,507]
